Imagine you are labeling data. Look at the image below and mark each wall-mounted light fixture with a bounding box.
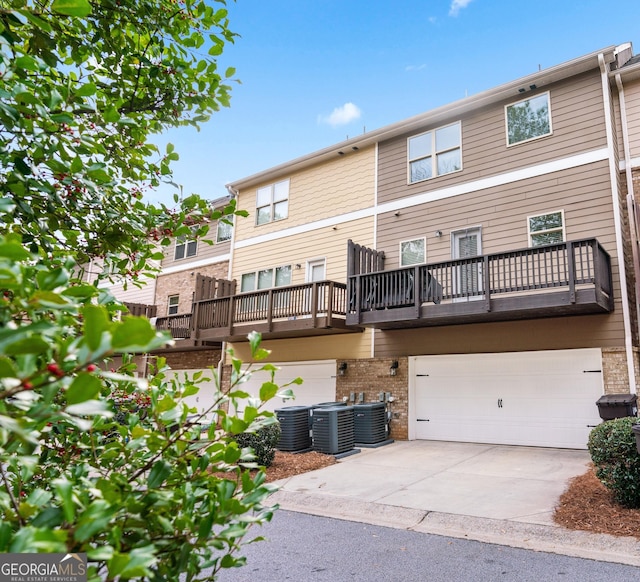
[295,263,302,269]
[389,360,399,376]
[338,362,348,376]
[394,211,401,217]
[435,230,442,237]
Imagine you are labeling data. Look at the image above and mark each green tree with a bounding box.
[0,1,288,580]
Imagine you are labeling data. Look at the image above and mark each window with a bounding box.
[168,295,179,315]
[216,217,233,242]
[528,211,564,247]
[241,265,292,291]
[256,179,289,225]
[400,238,426,266]
[506,92,551,146]
[408,122,461,184]
[307,259,326,282]
[174,233,197,260]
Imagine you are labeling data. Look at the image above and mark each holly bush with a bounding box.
[0,235,298,580]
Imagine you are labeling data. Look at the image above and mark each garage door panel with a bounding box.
[413,349,604,449]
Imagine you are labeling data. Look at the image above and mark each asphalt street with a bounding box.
[216,510,640,582]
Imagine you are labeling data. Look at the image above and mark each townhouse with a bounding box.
[118,43,640,449]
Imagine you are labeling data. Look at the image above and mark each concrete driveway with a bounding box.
[269,440,640,566]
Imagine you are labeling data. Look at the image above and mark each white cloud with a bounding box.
[405,64,427,72]
[318,102,362,127]
[449,0,473,17]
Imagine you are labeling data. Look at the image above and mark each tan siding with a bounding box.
[622,80,640,160]
[232,217,374,283]
[373,314,624,357]
[161,219,231,269]
[229,330,373,363]
[234,146,376,243]
[378,70,607,206]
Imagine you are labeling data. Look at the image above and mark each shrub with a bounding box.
[588,417,640,508]
[235,423,282,467]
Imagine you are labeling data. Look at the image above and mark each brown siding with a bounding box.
[161,219,231,269]
[378,70,607,206]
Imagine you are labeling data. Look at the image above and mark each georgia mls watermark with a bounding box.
[0,553,87,582]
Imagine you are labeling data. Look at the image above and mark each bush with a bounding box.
[588,416,640,508]
[235,423,282,467]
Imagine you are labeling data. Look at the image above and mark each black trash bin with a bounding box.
[595,393,638,421]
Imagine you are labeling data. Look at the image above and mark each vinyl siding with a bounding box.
[378,70,607,205]
[161,219,232,269]
[234,146,375,243]
[229,330,373,363]
[232,217,373,283]
[620,79,640,160]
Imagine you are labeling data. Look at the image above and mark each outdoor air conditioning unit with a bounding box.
[312,405,355,455]
[354,402,387,444]
[275,406,312,452]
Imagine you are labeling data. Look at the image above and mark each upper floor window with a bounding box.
[256,179,289,225]
[506,92,551,146]
[216,217,233,242]
[168,295,179,315]
[241,265,292,291]
[400,238,426,266]
[174,232,197,260]
[408,122,461,184]
[528,210,564,247]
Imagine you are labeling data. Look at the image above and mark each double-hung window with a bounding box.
[408,122,461,184]
[256,179,289,225]
[506,92,552,146]
[174,231,197,260]
[528,210,564,246]
[168,295,179,315]
[216,217,233,242]
[241,265,292,291]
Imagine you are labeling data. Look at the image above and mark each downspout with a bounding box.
[600,54,637,394]
[371,143,379,359]
[616,73,640,350]
[218,185,240,386]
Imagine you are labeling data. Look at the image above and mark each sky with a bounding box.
[147,0,640,205]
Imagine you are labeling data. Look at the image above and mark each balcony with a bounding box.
[190,280,360,342]
[346,239,614,329]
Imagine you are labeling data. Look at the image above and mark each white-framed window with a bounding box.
[241,265,292,291]
[174,233,197,260]
[256,179,289,225]
[400,238,426,266]
[168,295,179,315]
[528,210,565,247]
[506,92,552,146]
[307,258,326,282]
[408,122,461,184]
[216,217,233,242]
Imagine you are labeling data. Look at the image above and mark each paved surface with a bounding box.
[269,440,640,566]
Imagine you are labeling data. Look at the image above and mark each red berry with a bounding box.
[21,381,33,390]
[87,364,97,372]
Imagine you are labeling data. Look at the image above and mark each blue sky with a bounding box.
[148,0,640,205]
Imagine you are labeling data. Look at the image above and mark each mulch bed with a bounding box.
[264,450,336,482]
[553,464,640,539]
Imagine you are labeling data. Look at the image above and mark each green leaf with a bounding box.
[52,0,92,17]
[82,304,111,351]
[259,382,278,402]
[4,336,50,356]
[147,460,172,489]
[52,478,75,523]
[66,373,101,405]
[36,267,68,291]
[112,317,157,351]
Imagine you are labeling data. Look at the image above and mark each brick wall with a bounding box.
[152,348,222,370]
[601,347,640,394]
[335,357,408,440]
[155,262,229,317]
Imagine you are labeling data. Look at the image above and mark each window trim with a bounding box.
[255,179,290,226]
[407,121,462,185]
[505,91,552,147]
[240,264,293,291]
[168,295,179,315]
[306,258,327,283]
[399,237,427,267]
[216,217,233,243]
[174,230,198,260]
[527,209,565,247]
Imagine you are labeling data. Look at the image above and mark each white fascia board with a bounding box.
[160,253,230,276]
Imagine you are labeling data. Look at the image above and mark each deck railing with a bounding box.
[154,313,192,339]
[193,280,348,331]
[349,239,612,313]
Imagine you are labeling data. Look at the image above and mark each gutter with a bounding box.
[600,54,637,394]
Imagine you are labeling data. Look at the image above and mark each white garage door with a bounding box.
[233,360,337,414]
[410,349,604,449]
[165,368,220,423]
